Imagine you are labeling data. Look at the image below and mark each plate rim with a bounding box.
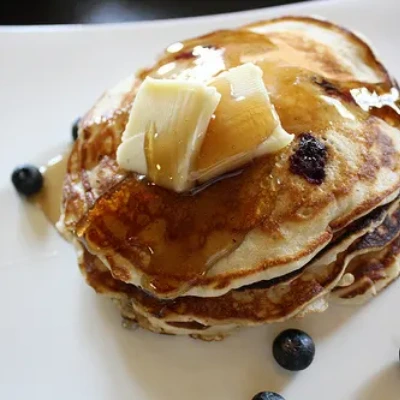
[0,0,344,33]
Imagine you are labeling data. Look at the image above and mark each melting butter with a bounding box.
[117,63,293,192]
[117,77,221,192]
[194,63,293,182]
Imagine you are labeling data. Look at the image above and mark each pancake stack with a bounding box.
[58,17,400,340]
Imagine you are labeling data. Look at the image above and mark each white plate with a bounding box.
[1,1,399,399]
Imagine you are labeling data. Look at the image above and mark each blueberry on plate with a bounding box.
[72,117,81,141]
[11,164,43,196]
[273,329,315,371]
[252,392,285,400]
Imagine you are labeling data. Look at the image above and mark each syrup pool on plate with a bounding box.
[33,152,69,226]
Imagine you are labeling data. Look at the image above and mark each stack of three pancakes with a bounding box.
[57,17,400,340]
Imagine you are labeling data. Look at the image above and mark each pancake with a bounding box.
[332,237,400,304]
[59,17,400,301]
[332,200,400,303]
[243,17,391,83]
[76,199,400,340]
[56,16,400,339]
[305,194,400,270]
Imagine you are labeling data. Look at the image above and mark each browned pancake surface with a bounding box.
[61,17,400,298]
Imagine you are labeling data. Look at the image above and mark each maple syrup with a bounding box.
[33,153,68,226]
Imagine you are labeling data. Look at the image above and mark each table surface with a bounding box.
[0,0,309,25]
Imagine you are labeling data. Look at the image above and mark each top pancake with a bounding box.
[59,17,400,299]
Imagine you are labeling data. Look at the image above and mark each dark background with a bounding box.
[0,0,309,25]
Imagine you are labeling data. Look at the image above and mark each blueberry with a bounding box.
[72,117,80,141]
[289,133,327,185]
[252,392,285,400]
[11,164,43,196]
[273,329,315,371]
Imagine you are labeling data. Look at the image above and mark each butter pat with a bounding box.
[117,77,221,192]
[117,63,293,193]
[194,63,294,182]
